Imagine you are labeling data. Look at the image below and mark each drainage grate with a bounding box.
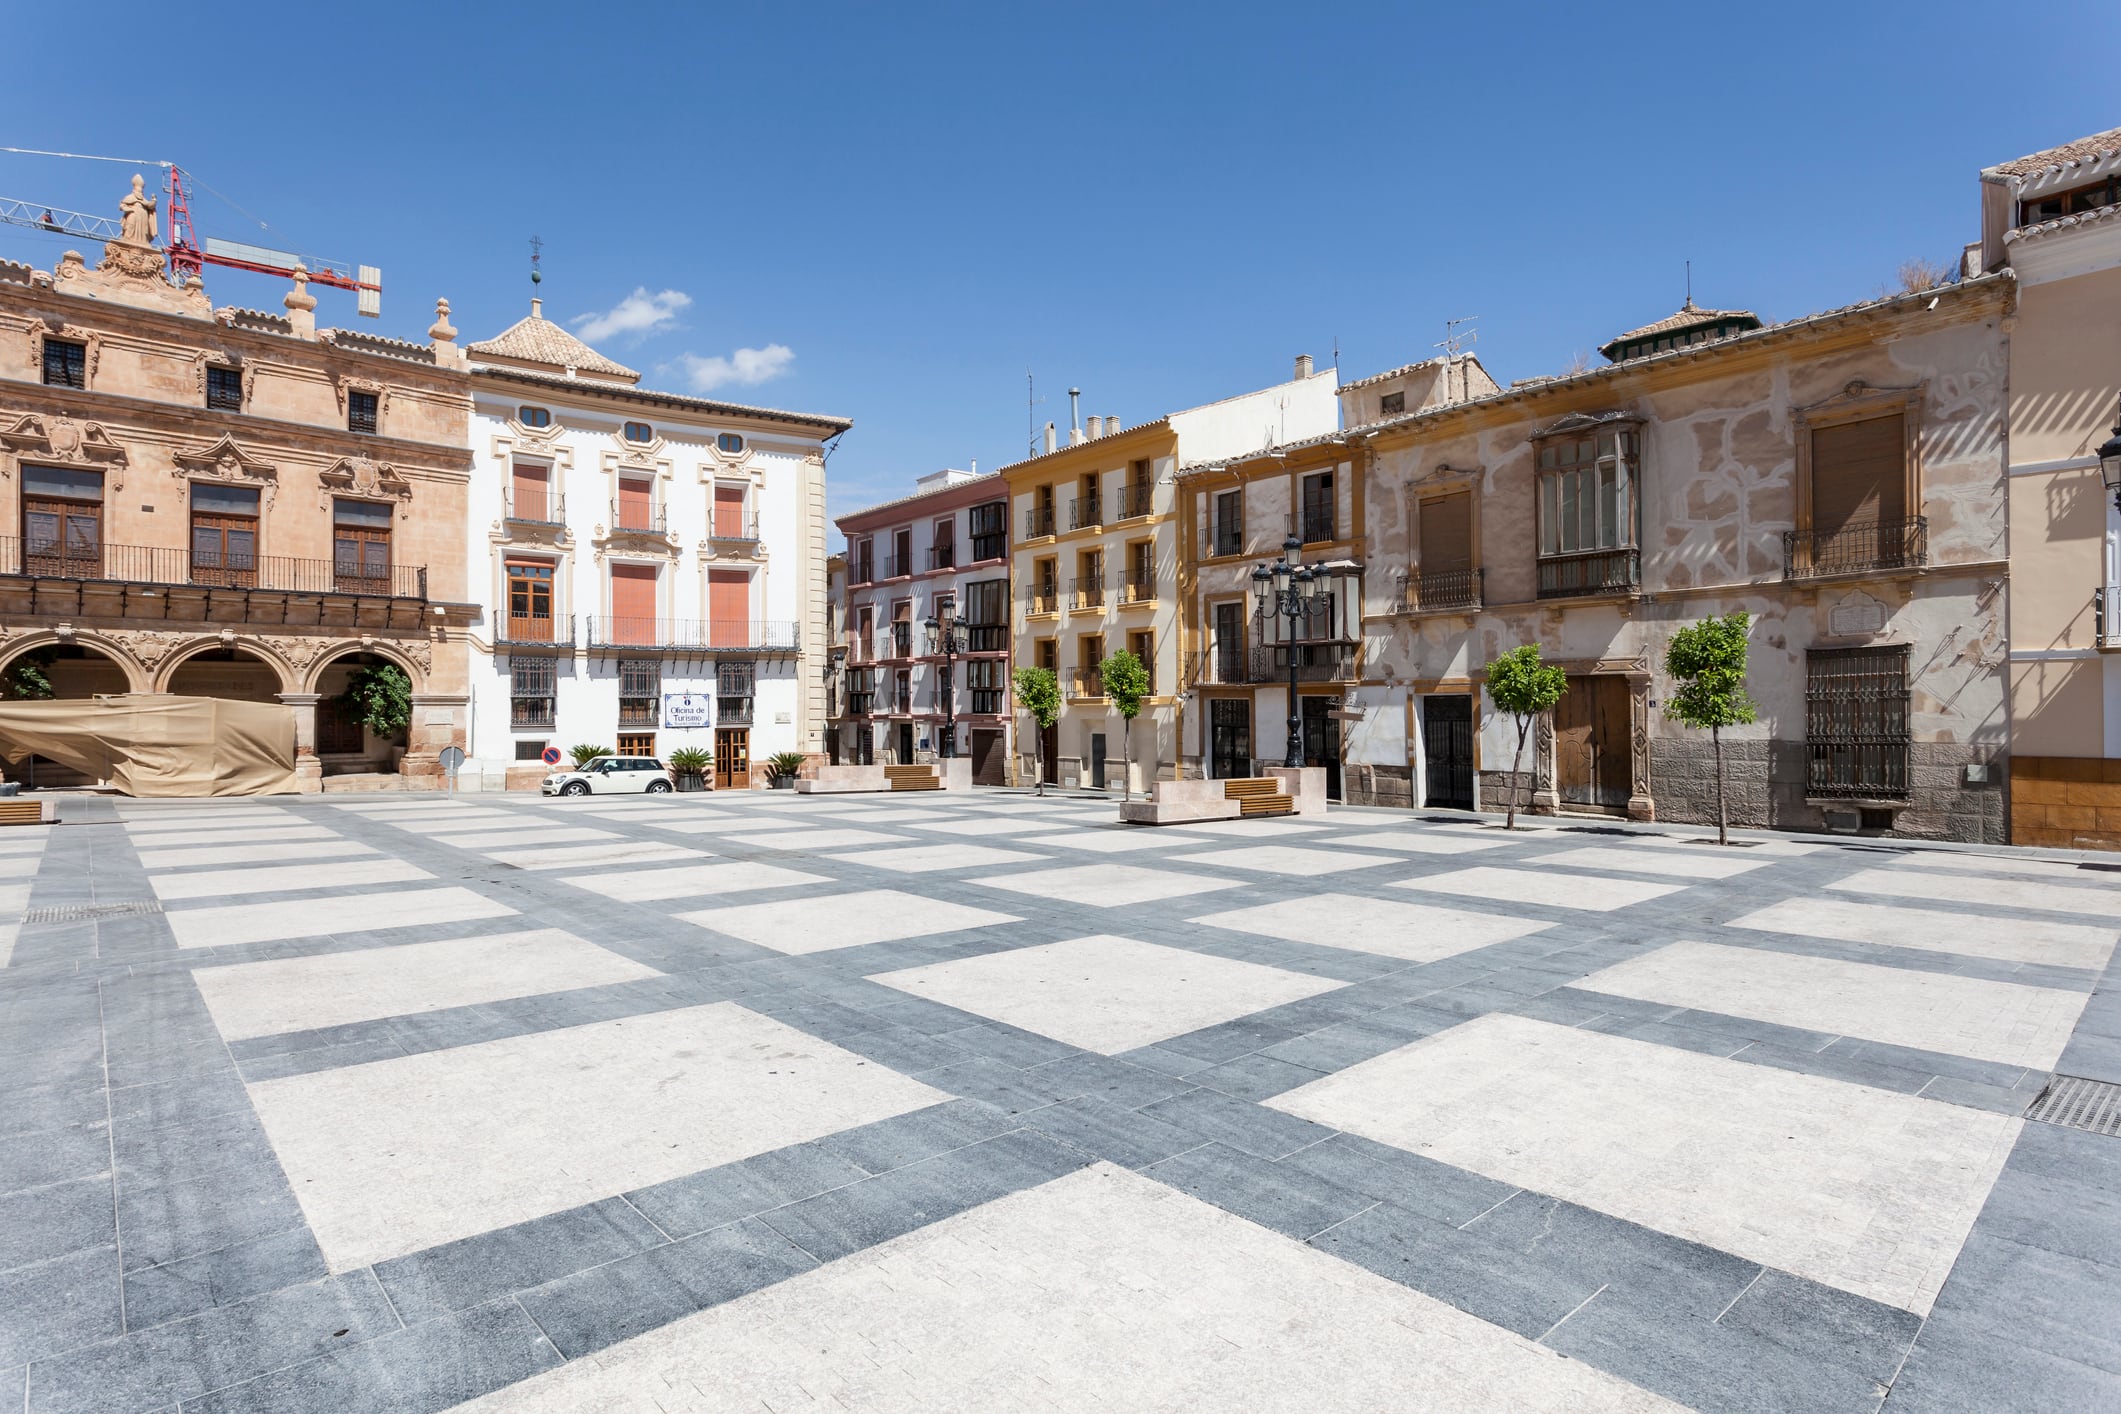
[2025,1074,2121,1137]
[25,902,164,923]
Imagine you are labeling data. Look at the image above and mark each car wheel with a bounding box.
[645,779,671,794]
[562,780,590,796]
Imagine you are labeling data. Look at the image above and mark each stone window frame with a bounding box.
[1791,380,1926,542]
[1404,465,1484,610]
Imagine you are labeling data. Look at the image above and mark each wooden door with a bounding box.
[507,562,555,641]
[1040,722,1058,783]
[1554,675,1632,811]
[611,563,658,645]
[709,569,749,647]
[971,728,1004,785]
[1421,694,1474,809]
[714,728,750,789]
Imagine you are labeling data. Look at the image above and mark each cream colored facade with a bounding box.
[1004,365,1338,790]
[1983,127,2121,846]
[0,180,472,792]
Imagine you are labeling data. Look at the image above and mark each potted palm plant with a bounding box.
[667,746,711,792]
[766,751,808,790]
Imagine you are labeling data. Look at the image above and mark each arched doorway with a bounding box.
[1,642,134,787]
[166,647,285,703]
[310,651,411,778]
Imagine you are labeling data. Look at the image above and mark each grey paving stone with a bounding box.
[1309,1199,1596,1339]
[1110,1043,1221,1078]
[122,1226,329,1332]
[1727,1039,1935,1094]
[513,1217,815,1360]
[232,1037,412,1083]
[1716,1270,1924,1382]
[116,1167,306,1275]
[0,1245,122,1369]
[0,1121,110,1194]
[1919,1074,2030,1115]
[1152,1015,1308,1065]
[759,1130,1087,1263]
[626,1141,873,1238]
[374,1197,665,1326]
[829,1023,974,1076]
[1462,1193,1760,1321]
[1920,1231,2121,1375]
[1143,1141,1372,1240]
[1274,1132,1518,1226]
[1882,1323,2121,1414]
[918,1054,1079,1115]
[1189,1052,1325,1101]
[814,1098,1022,1175]
[0,1078,108,1142]
[1023,1094,1207,1169]
[1140,1088,1336,1160]
[105,1073,253,1133]
[111,1112,280,1194]
[1590,1013,1753,1058]
[1020,1053,1195,1109]
[27,1271,398,1414]
[931,1021,1082,1068]
[0,1175,113,1272]
[178,1294,560,1414]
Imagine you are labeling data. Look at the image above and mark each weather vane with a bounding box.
[530,235,542,286]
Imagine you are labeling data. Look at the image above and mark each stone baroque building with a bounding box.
[1201,283,2012,841]
[460,301,849,790]
[1003,365,1338,791]
[834,469,1012,780]
[0,183,472,791]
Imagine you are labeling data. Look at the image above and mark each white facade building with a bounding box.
[459,301,849,789]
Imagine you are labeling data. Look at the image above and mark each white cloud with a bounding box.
[674,344,797,392]
[571,287,691,343]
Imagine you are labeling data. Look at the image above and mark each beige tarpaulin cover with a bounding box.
[0,694,297,797]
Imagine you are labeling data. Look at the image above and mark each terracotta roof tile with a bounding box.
[1602,300,1759,352]
[467,310,639,381]
[1986,127,2121,181]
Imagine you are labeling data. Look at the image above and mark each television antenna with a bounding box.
[1026,371,1047,458]
[1435,316,1478,357]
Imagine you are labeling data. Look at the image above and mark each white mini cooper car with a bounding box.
[542,755,673,796]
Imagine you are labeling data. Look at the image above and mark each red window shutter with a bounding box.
[511,463,548,521]
[619,478,653,530]
[713,486,746,538]
[611,563,658,644]
[709,569,748,646]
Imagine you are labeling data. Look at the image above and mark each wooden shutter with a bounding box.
[511,463,548,521]
[619,477,654,530]
[1418,493,1473,573]
[1811,415,1905,534]
[611,563,657,644]
[713,485,746,537]
[709,569,748,646]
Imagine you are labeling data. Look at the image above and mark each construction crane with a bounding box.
[0,151,382,316]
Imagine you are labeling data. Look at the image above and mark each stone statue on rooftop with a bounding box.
[117,174,157,248]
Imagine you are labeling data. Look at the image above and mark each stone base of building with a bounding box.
[2011,756,2121,850]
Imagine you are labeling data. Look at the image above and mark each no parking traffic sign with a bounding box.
[541,746,562,766]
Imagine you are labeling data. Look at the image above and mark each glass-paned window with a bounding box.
[518,405,552,428]
[510,655,556,729]
[347,390,379,434]
[41,340,86,389]
[1805,646,1911,798]
[333,498,392,593]
[623,421,653,443]
[22,465,103,578]
[1537,428,1637,555]
[1213,490,1243,556]
[507,561,556,640]
[716,432,744,453]
[619,659,659,727]
[206,366,243,412]
[969,500,1006,561]
[191,482,260,587]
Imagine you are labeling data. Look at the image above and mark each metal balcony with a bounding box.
[1069,495,1103,531]
[1071,575,1106,611]
[709,514,760,543]
[1782,516,1928,581]
[503,489,566,527]
[1536,547,1640,599]
[582,618,801,652]
[1113,483,1154,520]
[1024,506,1056,539]
[609,500,668,536]
[929,542,956,570]
[0,536,428,600]
[1396,567,1482,613]
[498,614,575,650]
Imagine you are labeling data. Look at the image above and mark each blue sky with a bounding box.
[4,1,2116,519]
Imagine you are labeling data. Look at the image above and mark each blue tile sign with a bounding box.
[663,693,712,728]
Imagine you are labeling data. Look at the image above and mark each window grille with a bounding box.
[1805,645,1910,798]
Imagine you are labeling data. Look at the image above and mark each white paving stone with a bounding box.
[629,815,813,836]
[742,827,907,851]
[451,1163,1679,1414]
[1169,844,1392,877]
[0,882,26,916]
[480,842,700,871]
[910,817,1053,837]
[195,928,660,1041]
[1525,844,1771,879]
[1159,817,1331,838]
[1575,940,2089,1069]
[135,839,379,870]
[0,920,18,968]
[126,824,341,849]
[1827,866,2121,918]
[823,844,1044,874]
[151,857,430,901]
[566,861,828,902]
[678,888,1020,954]
[1324,829,1509,855]
[874,934,1338,1054]
[1730,897,2118,971]
[0,855,40,879]
[1189,894,1555,962]
[390,811,546,833]
[250,1001,949,1269]
[0,831,50,855]
[1881,851,2113,880]
[166,886,516,949]
[430,827,621,850]
[971,863,1243,908]
[1392,865,1683,912]
[1270,1013,2019,1314]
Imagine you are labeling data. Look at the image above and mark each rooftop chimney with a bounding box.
[1068,387,1083,445]
[1107,414,1120,435]
[1294,353,1313,379]
[531,297,543,319]
[1087,415,1104,439]
[1044,421,1058,454]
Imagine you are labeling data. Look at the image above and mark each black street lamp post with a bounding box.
[924,609,968,759]
[1251,534,1331,770]
[2099,394,2121,512]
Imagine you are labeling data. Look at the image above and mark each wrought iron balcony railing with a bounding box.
[709,514,760,543]
[1024,506,1056,538]
[929,542,956,570]
[582,618,801,652]
[509,697,556,729]
[1299,512,1336,544]
[1027,586,1060,615]
[1395,567,1482,613]
[1071,574,1106,610]
[1071,670,1105,699]
[1783,516,1928,581]
[1536,547,1640,599]
[499,614,575,649]
[1069,495,1103,530]
[504,489,566,526]
[1118,575,1157,605]
[1251,642,1356,683]
[610,500,668,536]
[1113,482,1154,520]
[1,536,428,600]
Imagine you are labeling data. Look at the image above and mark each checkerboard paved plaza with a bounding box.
[5,790,2121,1412]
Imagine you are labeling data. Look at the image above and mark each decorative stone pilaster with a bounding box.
[278,692,323,793]
[1531,713,1560,815]
[404,692,468,788]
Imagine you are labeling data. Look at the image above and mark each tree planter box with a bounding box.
[676,774,707,793]
[769,776,795,790]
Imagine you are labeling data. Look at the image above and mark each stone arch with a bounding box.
[299,638,426,696]
[308,647,417,777]
[0,631,149,694]
[156,637,296,699]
